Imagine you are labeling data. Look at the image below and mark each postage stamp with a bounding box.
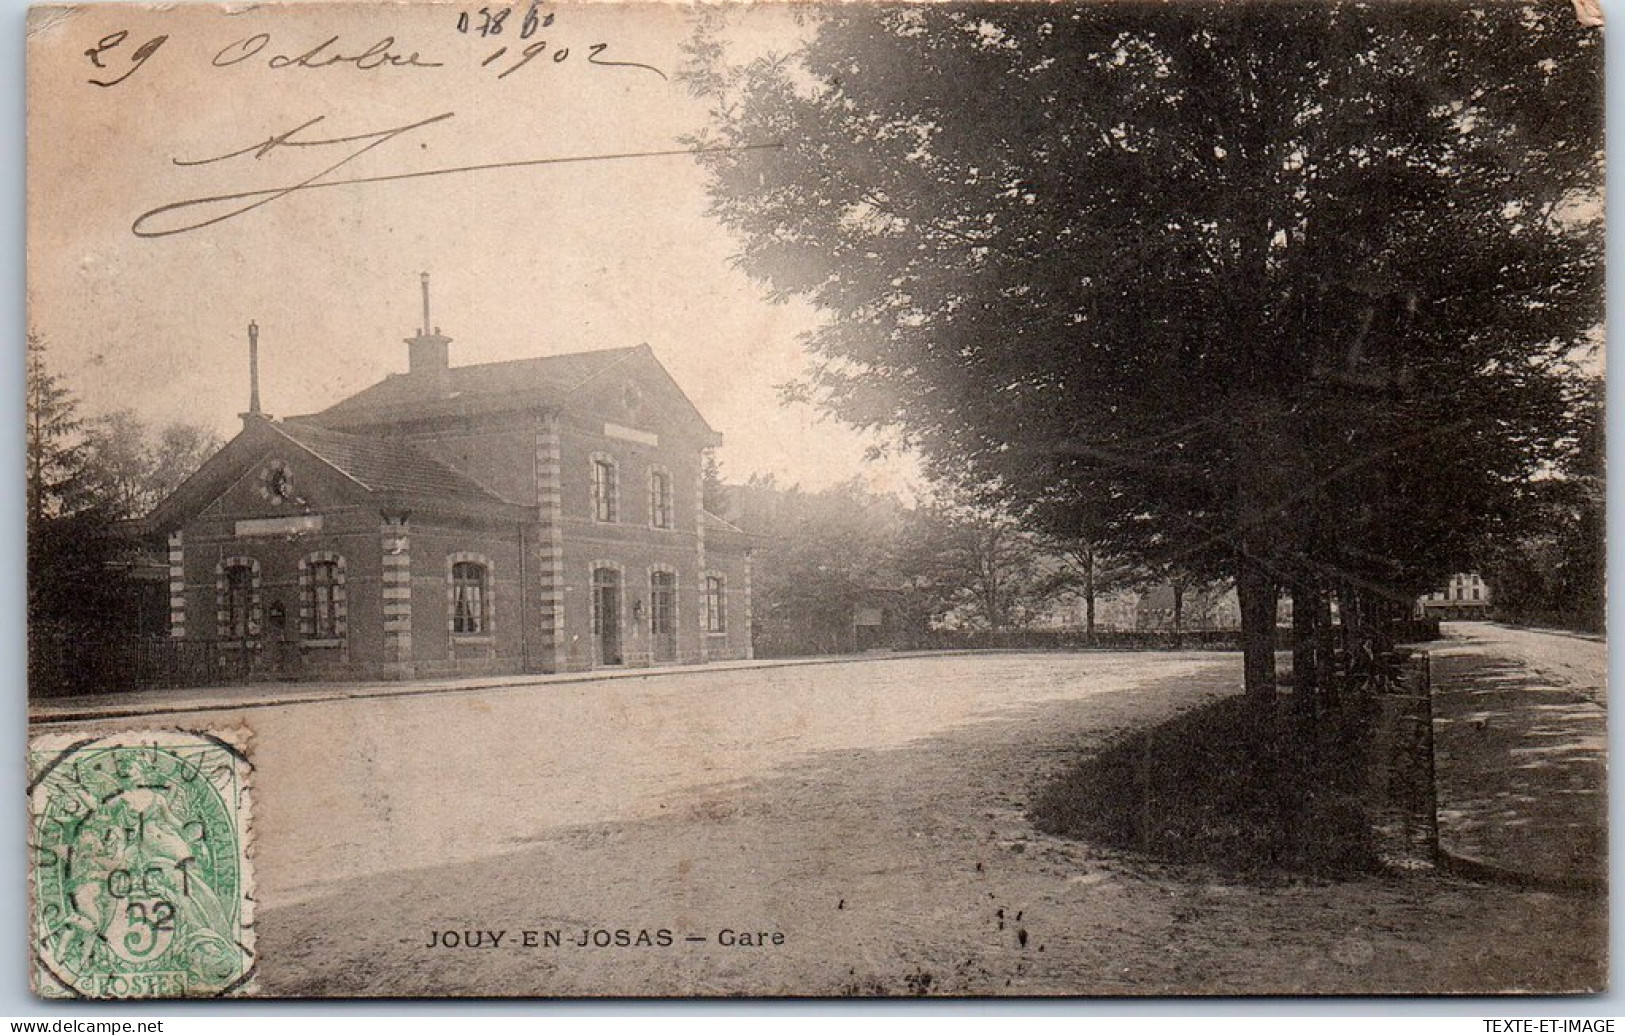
[27,729,256,999]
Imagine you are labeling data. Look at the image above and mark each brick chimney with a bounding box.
[405,272,451,383]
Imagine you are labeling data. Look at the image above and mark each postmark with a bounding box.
[28,729,255,998]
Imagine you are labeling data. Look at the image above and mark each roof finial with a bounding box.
[420,271,432,336]
[247,319,262,416]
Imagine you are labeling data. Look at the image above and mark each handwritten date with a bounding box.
[213,34,443,71]
[82,7,667,87]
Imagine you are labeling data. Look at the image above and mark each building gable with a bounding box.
[561,346,721,448]
[144,417,526,536]
[198,438,375,524]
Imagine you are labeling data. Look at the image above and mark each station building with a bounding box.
[144,280,753,679]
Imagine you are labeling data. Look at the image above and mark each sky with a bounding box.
[25,1,921,498]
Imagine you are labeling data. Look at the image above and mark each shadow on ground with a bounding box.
[1029,695,1378,878]
[1431,652,1606,887]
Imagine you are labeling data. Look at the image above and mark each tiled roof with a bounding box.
[313,346,646,423]
[271,420,510,504]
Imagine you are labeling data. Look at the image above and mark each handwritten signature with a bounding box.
[132,113,781,239]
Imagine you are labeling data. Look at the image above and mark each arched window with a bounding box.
[591,455,618,522]
[451,560,489,635]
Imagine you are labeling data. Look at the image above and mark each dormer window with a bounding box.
[592,456,619,523]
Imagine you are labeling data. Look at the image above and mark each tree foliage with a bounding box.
[27,332,88,524]
[726,475,918,654]
[686,1,1602,692]
[895,501,1067,630]
[726,477,1086,653]
[81,410,222,522]
[1478,376,1604,632]
[27,336,224,656]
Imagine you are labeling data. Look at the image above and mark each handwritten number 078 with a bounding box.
[459,5,547,39]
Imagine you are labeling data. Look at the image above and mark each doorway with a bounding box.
[592,567,623,666]
[650,571,676,663]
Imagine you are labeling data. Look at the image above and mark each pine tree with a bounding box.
[26,332,87,523]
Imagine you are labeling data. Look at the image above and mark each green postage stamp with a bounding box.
[28,729,256,998]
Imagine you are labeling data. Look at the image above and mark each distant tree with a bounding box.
[1035,538,1143,642]
[730,475,917,654]
[686,1,1602,698]
[897,502,1063,630]
[701,450,730,518]
[81,410,222,520]
[149,421,222,506]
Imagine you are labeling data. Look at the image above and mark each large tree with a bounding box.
[27,339,224,674]
[685,1,1602,695]
[1477,375,1605,632]
[27,335,134,660]
[26,332,88,523]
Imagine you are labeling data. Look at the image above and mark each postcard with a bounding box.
[25,0,1606,997]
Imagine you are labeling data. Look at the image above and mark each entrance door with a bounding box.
[592,567,623,666]
[650,571,677,663]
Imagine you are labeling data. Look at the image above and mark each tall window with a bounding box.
[452,561,488,634]
[307,560,340,639]
[704,575,726,634]
[650,571,676,635]
[224,564,254,640]
[592,458,618,522]
[650,470,672,529]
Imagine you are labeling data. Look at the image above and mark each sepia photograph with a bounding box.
[23,0,1606,998]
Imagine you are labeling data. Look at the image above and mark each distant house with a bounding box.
[1135,583,1241,632]
[1417,573,1491,620]
[142,279,752,680]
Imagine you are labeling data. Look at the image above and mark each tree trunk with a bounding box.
[1237,560,1278,698]
[1084,549,1096,646]
[1315,583,1337,706]
[1291,575,1318,712]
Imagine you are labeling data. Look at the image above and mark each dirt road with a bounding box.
[1436,621,1607,705]
[1430,622,1608,887]
[35,651,1604,996]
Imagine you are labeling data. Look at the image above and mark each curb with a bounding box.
[27,648,1045,724]
[1433,845,1606,895]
